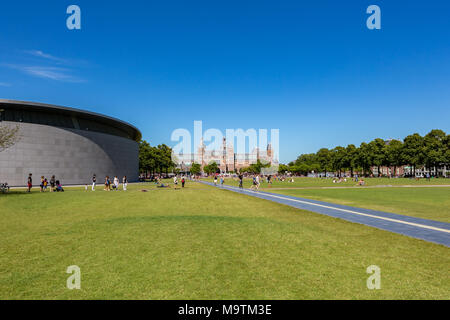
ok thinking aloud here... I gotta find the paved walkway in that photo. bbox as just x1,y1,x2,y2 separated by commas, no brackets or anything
201,181,450,247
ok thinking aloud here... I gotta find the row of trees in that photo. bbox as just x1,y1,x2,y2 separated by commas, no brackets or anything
191,159,271,175
139,140,175,175
239,159,271,174
281,129,450,177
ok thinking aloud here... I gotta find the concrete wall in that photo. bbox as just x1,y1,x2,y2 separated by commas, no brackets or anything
0,121,139,186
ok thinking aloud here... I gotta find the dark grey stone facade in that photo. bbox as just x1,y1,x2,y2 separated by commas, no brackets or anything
0,101,140,187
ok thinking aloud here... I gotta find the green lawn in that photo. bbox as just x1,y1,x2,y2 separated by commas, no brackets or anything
0,181,449,299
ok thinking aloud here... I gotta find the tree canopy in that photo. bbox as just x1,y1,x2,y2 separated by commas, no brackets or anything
278,129,449,177
139,140,175,174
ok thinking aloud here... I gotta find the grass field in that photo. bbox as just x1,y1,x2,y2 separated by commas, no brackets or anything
0,181,449,299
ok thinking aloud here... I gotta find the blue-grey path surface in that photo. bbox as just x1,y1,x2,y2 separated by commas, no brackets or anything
200,181,450,247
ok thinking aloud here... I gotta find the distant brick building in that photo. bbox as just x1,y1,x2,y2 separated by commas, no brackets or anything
196,137,275,173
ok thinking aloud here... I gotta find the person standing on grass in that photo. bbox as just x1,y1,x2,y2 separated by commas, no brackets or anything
39,176,45,192
181,176,185,188
238,173,243,189
122,176,128,191
255,175,260,191
105,176,110,191
43,178,48,192
214,175,218,186
114,176,119,191
26,173,33,193
50,175,56,192
92,174,97,191
173,175,178,187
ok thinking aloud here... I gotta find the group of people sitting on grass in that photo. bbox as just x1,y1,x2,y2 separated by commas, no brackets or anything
332,175,366,186
332,177,348,183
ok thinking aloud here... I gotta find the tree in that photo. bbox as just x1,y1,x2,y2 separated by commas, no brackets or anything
356,142,372,176
249,159,270,174
138,141,174,175
331,146,346,177
278,164,289,174
368,138,386,177
0,124,20,152
190,163,201,175
203,161,219,175
343,144,358,177
443,134,450,177
316,148,332,177
402,133,424,176
385,139,403,177
139,140,153,175
423,129,446,176
156,144,175,174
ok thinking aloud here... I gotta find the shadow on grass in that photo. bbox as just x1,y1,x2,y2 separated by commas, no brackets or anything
0,190,34,197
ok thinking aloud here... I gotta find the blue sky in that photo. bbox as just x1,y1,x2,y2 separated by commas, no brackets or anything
0,0,449,163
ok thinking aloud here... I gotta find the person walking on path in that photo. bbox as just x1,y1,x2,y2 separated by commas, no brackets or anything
238,173,243,189
92,174,97,191
250,176,257,190
255,175,260,191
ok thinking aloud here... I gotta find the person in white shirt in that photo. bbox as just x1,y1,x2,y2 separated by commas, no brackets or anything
114,176,119,191
92,174,96,191
122,176,128,191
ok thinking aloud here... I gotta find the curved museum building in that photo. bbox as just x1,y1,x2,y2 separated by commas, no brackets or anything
0,99,141,186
